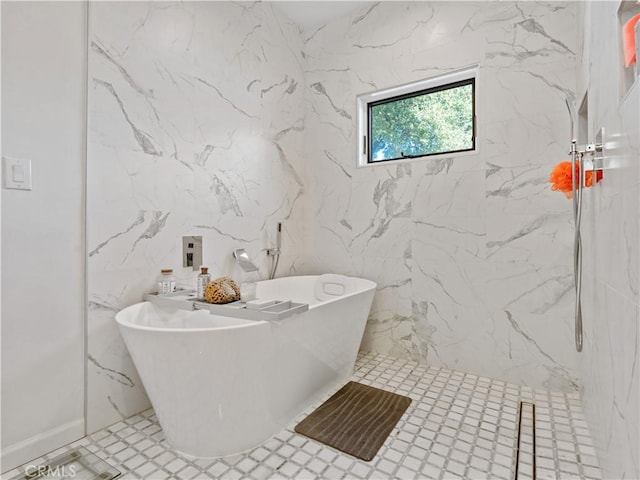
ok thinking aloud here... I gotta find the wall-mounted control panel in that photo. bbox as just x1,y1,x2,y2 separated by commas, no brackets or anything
2,156,32,190
182,236,202,271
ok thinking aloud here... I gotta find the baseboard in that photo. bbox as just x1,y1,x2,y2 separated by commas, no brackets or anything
1,418,84,473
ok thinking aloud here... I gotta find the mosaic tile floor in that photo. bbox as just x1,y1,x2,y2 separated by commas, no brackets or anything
3,352,602,480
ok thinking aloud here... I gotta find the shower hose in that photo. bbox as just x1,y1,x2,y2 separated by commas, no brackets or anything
571,140,584,353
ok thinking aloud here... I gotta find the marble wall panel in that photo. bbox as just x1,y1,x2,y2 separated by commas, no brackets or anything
578,2,640,475
303,1,580,390
88,1,590,434
87,1,306,432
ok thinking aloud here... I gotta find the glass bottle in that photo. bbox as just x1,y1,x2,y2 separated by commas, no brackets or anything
239,270,258,302
240,282,257,302
196,267,211,299
157,269,176,294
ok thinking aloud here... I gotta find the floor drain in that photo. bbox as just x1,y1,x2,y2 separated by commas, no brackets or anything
10,446,121,480
513,401,536,480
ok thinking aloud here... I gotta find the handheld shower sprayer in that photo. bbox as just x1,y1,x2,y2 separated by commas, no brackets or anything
266,222,283,280
276,222,282,252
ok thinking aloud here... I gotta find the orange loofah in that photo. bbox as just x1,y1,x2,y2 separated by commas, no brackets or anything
623,14,640,67
549,161,601,199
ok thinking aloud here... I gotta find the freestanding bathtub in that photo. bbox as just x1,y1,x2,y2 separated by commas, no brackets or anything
115,274,376,457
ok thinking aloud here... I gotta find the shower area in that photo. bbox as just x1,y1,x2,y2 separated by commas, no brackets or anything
1,1,638,479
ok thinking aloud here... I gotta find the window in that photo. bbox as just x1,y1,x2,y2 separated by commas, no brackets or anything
356,67,477,167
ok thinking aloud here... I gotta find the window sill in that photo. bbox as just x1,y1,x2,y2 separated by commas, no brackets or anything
356,147,479,169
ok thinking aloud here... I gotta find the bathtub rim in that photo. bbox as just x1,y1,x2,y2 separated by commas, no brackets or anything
256,274,377,309
115,301,268,333
115,274,377,333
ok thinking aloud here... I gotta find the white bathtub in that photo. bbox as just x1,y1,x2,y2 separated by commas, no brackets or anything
115,274,376,457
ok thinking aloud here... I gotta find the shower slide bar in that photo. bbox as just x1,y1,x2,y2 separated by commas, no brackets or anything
569,132,606,353
570,140,584,353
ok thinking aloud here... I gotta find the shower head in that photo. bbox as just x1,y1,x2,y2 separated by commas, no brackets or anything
565,97,577,141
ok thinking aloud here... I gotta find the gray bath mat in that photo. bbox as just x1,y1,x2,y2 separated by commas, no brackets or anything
294,381,411,461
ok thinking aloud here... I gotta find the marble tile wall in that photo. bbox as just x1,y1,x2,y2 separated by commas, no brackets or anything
88,0,585,435
577,2,640,478
301,2,580,391
87,2,306,432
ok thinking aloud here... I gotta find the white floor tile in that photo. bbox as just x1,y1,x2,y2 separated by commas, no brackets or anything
11,352,602,480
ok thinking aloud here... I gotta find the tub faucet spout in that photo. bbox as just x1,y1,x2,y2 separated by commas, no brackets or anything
232,248,259,272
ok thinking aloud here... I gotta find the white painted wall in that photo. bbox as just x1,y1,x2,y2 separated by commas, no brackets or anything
1,2,86,472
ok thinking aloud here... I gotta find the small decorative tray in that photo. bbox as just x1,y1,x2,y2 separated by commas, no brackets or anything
143,290,309,322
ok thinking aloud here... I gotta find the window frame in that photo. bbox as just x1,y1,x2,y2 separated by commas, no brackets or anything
356,66,478,168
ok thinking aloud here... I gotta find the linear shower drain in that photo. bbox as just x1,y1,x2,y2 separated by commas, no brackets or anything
513,401,536,480
10,446,121,480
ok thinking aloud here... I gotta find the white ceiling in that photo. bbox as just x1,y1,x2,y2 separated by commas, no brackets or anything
272,1,375,30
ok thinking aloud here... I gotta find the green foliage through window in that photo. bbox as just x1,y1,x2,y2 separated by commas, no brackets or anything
368,79,475,162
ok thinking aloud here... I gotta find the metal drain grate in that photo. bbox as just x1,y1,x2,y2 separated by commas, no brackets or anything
10,446,121,480
513,401,536,480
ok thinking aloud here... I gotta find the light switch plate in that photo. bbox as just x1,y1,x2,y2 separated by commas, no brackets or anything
2,156,32,190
